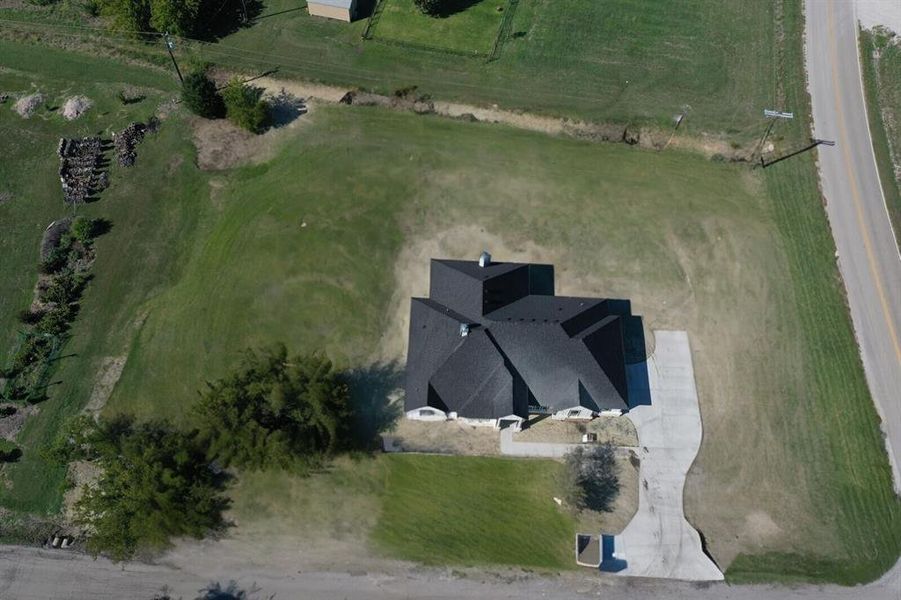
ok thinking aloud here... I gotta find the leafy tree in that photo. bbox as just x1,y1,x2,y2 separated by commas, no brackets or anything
70,216,103,245
221,78,268,134
562,444,620,512
150,0,202,36
194,344,350,471
181,70,225,119
51,415,228,560
98,0,152,33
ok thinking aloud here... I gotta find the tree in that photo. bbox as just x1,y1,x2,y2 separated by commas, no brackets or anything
0,440,21,463
150,0,202,36
194,344,350,471
182,70,225,119
221,78,268,134
98,0,152,33
562,444,620,513
51,415,228,560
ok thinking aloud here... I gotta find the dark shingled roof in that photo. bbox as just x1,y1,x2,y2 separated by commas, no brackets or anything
405,257,630,419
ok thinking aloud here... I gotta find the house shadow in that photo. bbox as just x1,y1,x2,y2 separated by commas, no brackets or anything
607,300,651,408
354,0,378,20
599,534,628,573
343,361,404,450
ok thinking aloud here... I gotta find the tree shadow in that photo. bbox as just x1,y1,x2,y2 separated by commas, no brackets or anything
431,0,487,18
266,90,307,129
342,361,404,450
202,0,264,41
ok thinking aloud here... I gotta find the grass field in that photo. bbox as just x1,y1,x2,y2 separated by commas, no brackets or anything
0,0,899,581
371,454,574,568
1,0,776,137
0,41,196,514
859,27,901,250
372,0,506,55
229,454,576,570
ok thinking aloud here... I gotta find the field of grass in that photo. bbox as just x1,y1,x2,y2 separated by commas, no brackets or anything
372,454,574,568
373,0,506,55
859,27,901,250
1,0,899,581
0,40,198,514
1,0,776,137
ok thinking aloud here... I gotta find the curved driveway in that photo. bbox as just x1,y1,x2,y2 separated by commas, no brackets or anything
806,0,901,489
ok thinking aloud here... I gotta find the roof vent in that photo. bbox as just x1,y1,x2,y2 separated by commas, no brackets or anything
478,250,491,268
460,323,470,337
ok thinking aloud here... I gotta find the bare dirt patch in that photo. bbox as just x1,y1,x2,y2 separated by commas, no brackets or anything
0,404,37,441
84,356,128,417
191,105,311,171
61,460,102,522
515,416,639,447
382,419,500,455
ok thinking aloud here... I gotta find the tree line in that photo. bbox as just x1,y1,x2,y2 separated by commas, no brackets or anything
48,344,354,560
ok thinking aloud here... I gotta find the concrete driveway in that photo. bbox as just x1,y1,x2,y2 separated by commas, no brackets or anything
609,330,722,581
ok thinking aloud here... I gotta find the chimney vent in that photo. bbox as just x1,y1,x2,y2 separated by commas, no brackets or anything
460,323,470,337
479,250,491,267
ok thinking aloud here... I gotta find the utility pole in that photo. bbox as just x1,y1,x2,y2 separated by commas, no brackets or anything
754,109,794,162
163,32,184,85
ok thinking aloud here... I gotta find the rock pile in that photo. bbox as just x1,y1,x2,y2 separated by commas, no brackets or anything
61,96,93,121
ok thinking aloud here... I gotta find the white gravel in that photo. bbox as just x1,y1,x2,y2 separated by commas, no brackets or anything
13,93,44,118
62,95,93,120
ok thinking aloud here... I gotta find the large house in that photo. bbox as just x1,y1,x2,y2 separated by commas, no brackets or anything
404,252,631,431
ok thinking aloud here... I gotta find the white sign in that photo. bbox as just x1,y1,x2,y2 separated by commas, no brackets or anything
764,109,794,119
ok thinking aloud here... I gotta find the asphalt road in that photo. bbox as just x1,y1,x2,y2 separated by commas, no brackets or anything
1,544,900,600
805,0,901,490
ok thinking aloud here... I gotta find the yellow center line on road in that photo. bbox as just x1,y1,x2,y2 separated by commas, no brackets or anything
826,0,901,366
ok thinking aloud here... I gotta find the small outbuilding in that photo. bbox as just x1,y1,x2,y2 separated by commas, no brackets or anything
307,0,356,22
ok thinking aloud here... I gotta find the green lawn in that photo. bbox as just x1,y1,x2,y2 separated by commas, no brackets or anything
373,0,506,55
0,40,199,514
859,26,901,251
2,0,776,137
1,2,899,581
372,454,575,568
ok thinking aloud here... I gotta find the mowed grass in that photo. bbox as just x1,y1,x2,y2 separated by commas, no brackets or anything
859,27,901,250
1,0,775,135
374,0,505,55
0,40,201,514
371,454,574,568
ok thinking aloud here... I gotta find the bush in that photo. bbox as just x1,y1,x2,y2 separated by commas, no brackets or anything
194,344,350,471
562,444,620,513
0,440,21,463
181,70,225,119
221,78,268,134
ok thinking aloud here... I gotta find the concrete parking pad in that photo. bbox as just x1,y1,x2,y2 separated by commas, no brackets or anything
611,330,723,581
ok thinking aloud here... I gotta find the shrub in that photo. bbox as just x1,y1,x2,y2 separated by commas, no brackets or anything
221,78,268,134
39,245,72,275
194,344,350,471
17,309,43,325
562,444,620,513
182,70,225,119
0,440,21,463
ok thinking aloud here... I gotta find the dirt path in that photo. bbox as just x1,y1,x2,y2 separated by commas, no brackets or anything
2,543,900,600
250,76,739,159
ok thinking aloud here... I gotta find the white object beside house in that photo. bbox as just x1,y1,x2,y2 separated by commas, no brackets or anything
307,0,356,22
